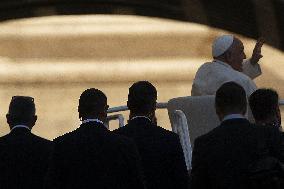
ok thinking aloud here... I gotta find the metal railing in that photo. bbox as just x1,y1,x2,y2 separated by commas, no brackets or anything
107,102,168,114
106,114,125,129
172,110,192,170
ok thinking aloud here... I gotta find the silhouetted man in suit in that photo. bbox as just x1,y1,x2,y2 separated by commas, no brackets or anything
0,96,52,189
190,82,284,189
114,81,189,189
45,88,145,189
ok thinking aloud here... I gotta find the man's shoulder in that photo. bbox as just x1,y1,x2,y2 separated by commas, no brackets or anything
0,133,10,141
153,125,179,138
143,125,181,146
0,134,12,148
253,124,282,137
0,132,52,154
53,126,105,143
198,61,251,79
195,119,253,144
115,123,178,137
98,129,137,152
30,133,52,144
107,127,134,143
28,133,53,153
197,61,232,71
0,131,51,144
199,61,213,67
53,127,81,144
194,126,217,146
54,126,133,147
110,132,137,147
113,124,132,134
112,124,138,140
196,61,214,73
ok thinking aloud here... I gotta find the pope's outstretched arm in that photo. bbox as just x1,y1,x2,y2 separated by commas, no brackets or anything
242,38,265,79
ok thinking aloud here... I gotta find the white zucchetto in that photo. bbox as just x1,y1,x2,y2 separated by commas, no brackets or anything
212,35,234,57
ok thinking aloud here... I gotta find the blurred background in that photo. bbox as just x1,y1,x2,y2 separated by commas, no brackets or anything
0,15,283,140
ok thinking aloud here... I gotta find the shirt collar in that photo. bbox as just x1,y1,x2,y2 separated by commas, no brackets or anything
213,59,233,69
130,116,152,122
10,125,30,132
222,114,245,122
82,118,104,125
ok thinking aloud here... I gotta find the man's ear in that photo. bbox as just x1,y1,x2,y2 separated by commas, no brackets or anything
127,100,134,110
153,101,157,110
215,105,223,121
105,105,109,113
78,106,82,120
241,106,247,116
6,114,10,125
215,106,220,115
276,106,281,120
34,115,38,123
224,51,232,62
31,115,37,127
100,105,109,119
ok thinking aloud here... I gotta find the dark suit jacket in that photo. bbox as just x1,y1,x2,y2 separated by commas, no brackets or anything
45,121,145,189
190,118,284,189
113,117,189,189
0,127,52,189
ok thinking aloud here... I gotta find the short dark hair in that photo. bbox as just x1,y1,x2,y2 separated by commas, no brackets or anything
249,88,279,121
215,82,247,114
78,88,107,118
128,81,157,114
8,96,35,124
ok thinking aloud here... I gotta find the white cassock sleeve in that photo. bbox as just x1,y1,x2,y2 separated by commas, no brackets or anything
242,59,262,80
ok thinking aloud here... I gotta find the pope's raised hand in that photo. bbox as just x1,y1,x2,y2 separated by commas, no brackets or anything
251,37,265,65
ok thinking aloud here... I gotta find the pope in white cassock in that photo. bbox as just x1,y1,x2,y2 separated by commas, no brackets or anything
191,35,264,96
